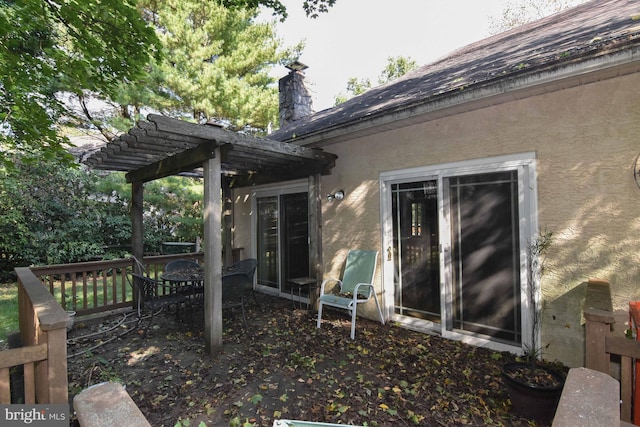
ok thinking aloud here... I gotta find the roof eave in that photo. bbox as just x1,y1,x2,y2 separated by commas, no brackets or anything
285,47,640,148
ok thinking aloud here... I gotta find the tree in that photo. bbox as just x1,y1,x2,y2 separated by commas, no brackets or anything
0,157,205,279
489,0,587,34
0,159,122,274
0,0,161,165
0,0,334,165
334,56,418,105
106,0,303,134
227,0,337,19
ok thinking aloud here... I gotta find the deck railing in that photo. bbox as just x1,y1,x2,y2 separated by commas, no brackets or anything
583,278,640,423
30,253,204,316
1,253,206,404
0,267,71,404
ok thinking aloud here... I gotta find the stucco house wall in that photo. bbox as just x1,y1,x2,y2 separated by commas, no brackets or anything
234,70,640,367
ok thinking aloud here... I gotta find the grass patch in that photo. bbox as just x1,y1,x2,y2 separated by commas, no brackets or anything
0,282,19,346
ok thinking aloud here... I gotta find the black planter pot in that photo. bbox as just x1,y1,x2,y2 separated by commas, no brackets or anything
501,362,565,424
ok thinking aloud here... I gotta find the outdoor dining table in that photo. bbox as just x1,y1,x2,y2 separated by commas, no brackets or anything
161,266,240,297
161,269,204,302
161,268,204,286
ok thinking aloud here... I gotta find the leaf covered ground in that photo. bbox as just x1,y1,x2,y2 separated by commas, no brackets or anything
67,295,550,427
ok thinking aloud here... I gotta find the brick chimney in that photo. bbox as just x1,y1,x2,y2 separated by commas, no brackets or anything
279,61,313,127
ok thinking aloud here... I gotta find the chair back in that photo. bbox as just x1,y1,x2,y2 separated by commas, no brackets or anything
232,258,257,276
229,258,257,290
165,259,202,272
341,250,378,298
132,273,159,299
222,273,245,307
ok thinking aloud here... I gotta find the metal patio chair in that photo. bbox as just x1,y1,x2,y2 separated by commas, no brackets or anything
222,271,247,326
316,250,384,339
225,258,258,306
131,273,192,332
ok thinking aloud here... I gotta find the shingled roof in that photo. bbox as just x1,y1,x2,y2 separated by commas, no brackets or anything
269,0,640,145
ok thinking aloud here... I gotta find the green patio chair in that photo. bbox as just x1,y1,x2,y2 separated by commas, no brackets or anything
316,250,384,339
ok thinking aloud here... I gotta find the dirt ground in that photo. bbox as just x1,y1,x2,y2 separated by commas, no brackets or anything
66,295,551,427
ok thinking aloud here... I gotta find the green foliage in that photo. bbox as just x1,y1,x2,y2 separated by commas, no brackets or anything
141,176,204,254
0,0,161,164
379,56,419,84
0,157,203,279
0,0,337,164
105,0,303,133
230,0,337,20
334,56,419,105
0,159,122,276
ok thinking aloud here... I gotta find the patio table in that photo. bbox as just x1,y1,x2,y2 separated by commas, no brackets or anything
161,269,204,303
161,267,242,299
162,268,204,284
288,277,317,311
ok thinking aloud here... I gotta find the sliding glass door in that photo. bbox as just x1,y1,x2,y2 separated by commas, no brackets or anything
255,190,309,294
391,181,441,322
382,154,536,351
448,171,521,343
256,196,279,289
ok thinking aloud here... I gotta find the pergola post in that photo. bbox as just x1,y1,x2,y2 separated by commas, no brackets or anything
204,153,223,353
308,173,323,311
222,183,233,267
131,181,144,274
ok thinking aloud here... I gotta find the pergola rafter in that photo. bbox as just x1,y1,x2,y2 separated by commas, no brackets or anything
86,114,337,186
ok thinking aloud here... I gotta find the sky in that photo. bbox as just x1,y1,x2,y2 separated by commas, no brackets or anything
259,0,511,111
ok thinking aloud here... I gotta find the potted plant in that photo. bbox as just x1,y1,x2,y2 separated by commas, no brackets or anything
501,231,565,423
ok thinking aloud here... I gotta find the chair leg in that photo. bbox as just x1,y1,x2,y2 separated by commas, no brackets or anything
316,302,324,329
240,299,247,327
143,305,155,336
350,307,357,340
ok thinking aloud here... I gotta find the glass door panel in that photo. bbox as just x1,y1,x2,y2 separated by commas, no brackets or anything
256,192,309,293
448,171,521,344
392,181,441,321
282,193,309,293
257,196,278,288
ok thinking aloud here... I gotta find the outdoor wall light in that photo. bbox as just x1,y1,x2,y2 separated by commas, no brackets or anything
327,190,345,201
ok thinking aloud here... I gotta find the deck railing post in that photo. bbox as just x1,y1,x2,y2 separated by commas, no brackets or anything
583,279,615,373
16,267,70,404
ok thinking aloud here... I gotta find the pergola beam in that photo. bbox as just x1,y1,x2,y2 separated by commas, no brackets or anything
125,141,219,183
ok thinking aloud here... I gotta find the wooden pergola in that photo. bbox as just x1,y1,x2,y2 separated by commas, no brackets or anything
85,114,337,353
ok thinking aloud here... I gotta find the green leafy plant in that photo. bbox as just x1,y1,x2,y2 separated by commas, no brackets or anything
523,230,554,373
0,158,206,278
501,229,564,407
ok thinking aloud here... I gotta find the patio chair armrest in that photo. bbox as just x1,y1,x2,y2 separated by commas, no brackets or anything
353,283,373,300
